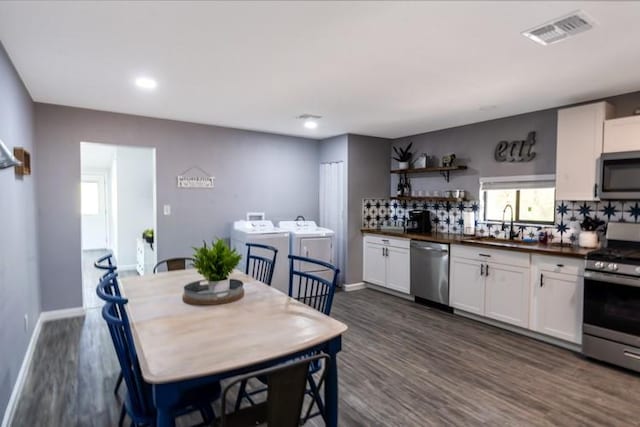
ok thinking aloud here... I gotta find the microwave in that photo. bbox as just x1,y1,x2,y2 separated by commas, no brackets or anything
599,151,640,199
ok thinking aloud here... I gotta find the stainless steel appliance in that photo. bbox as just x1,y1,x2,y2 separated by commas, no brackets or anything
583,222,640,372
406,210,431,233
598,151,640,199
410,240,449,305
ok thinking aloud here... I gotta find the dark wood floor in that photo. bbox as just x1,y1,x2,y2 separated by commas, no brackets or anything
11,288,640,426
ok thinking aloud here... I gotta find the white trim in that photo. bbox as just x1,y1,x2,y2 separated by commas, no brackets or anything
479,174,556,184
454,309,581,353
117,264,138,272
342,282,366,292
2,307,85,427
365,283,415,301
1,316,42,427
39,307,86,322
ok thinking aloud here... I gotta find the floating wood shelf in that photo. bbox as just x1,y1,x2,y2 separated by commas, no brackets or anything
390,165,467,182
13,147,31,176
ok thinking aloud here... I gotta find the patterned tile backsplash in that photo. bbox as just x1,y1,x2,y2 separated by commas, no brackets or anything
362,198,640,244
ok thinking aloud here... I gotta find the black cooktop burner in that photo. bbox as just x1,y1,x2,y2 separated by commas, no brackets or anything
587,247,640,264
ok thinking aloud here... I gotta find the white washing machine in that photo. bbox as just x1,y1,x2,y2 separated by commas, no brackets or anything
278,221,336,285
230,220,290,294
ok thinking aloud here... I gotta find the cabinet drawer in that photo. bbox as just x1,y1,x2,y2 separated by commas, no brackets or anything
451,244,529,267
364,234,410,249
532,254,584,276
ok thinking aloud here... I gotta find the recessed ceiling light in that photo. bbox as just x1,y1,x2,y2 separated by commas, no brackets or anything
135,76,157,90
298,114,321,129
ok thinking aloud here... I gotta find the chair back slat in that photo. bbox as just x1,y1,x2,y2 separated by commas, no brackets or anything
288,255,339,316
97,275,153,421
245,243,278,285
94,252,117,272
153,257,194,274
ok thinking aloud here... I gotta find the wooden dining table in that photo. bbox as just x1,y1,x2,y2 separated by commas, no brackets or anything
120,269,348,427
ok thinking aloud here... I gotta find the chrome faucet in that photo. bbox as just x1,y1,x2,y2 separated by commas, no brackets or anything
501,204,521,240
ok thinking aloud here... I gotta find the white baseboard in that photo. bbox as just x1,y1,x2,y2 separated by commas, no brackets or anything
2,306,85,427
117,264,137,272
365,283,415,301
39,306,85,322
342,282,366,292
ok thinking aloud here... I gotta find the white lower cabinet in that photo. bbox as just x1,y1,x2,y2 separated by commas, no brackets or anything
531,255,584,344
450,257,484,314
484,263,530,328
363,234,410,294
451,245,584,345
450,245,530,328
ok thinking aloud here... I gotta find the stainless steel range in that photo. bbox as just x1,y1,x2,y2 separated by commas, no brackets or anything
583,222,640,372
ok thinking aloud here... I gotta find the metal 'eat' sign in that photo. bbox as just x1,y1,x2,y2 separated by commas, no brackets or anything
495,131,536,162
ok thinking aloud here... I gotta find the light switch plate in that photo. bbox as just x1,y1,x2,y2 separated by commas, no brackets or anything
163,204,171,215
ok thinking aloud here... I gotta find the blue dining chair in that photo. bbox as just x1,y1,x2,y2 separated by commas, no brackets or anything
94,252,117,274
96,274,220,427
235,255,339,424
244,243,278,285
94,255,124,395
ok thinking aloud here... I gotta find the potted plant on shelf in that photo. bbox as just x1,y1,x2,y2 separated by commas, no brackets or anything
393,142,413,169
192,239,242,290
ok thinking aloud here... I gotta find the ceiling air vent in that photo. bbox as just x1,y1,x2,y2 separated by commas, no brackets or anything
522,11,594,46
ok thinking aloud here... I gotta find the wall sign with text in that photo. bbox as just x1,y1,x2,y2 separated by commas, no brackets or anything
494,131,536,162
177,166,215,189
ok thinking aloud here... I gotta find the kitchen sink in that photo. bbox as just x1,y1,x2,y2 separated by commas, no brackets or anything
462,236,539,248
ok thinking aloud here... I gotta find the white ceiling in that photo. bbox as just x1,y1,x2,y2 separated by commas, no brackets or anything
1,1,639,139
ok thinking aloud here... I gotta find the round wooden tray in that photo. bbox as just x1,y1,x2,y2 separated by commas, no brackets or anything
182,279,244,306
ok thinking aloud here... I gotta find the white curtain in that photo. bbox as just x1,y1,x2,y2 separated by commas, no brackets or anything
319,162,345,285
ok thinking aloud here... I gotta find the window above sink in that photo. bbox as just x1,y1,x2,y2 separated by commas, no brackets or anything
480,175,556,225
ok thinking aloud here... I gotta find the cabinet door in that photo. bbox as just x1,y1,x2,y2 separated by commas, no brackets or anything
484,262,530,328
386,246,410,294
533,270,583,344
450,257,485,315
363,241,386,287
604,116,640,153
556,102,613,201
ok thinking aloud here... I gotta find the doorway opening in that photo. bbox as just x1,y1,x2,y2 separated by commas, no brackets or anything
80,142,157,309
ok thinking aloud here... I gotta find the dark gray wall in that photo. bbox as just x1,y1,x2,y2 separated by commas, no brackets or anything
347,134,391,284
392,109,558,201
0,43,40,420
34,104,320,311
392,91,640,201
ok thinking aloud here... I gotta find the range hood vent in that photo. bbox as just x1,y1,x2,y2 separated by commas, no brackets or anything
522,11,594,46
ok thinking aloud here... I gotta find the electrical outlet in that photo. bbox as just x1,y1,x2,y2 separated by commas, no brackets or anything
163,204,171,216
24,314,28,332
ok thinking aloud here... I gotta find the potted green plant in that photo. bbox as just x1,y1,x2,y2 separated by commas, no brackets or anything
192,239,242,290
393,142,413,169
142,228,154,244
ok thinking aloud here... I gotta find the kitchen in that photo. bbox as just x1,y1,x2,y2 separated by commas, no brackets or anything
2,2,640,426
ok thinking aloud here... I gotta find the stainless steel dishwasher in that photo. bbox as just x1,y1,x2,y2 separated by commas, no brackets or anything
410,240,450,305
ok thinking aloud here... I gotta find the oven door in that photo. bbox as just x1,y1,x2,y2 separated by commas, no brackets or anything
599,151,640,199
583,270,640,343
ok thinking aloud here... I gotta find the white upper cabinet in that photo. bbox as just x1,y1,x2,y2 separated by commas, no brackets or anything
556,101,614,201
604,115,640,153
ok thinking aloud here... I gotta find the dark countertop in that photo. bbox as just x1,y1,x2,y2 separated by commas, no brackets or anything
361,228,591,259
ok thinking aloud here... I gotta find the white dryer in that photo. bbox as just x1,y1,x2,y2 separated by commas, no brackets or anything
230,220,290,294
278,221,336,284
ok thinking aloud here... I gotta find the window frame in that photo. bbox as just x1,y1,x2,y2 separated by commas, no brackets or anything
479,175,556,226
